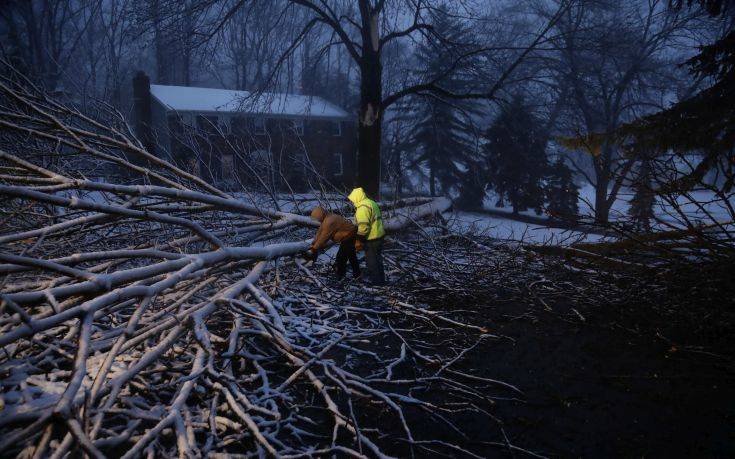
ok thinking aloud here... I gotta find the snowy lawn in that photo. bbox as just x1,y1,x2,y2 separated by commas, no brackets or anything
483,185,734,230
449,210,606,245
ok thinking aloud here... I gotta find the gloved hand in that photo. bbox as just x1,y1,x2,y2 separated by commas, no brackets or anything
304,248,318,261
354,238,364,252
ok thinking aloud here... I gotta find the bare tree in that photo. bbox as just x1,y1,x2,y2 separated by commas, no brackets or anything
0,0,100,91
4,65,540,458
197,0,573,198
215,2,287,90
551,0,705,223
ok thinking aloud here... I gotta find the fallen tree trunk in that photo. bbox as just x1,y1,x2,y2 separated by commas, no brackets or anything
0,64,498,459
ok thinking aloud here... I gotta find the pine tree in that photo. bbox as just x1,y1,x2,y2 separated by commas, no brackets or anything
484,95,548,214
456,160,486,210
406,4,480,197
624,2,734,189
545,158,579,220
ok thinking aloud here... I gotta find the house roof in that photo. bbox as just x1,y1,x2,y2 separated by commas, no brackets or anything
150,84,350,119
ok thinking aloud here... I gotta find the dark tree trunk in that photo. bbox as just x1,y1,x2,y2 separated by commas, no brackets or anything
395,165,403,196
594,175,611,224
357,51,382,199
182,4,192,86
152,0,169,84
429,157,436,196
133,71,154,154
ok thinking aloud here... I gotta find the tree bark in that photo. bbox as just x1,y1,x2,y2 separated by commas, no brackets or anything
152,0,168,85
355,3,382,199
594,173,611,224
429,156,436,197
357,50,382,199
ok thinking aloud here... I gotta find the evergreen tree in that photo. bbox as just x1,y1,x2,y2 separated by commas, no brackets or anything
456,160,486,210
484,95,548,214
406,4,480,196
546,158,580,219
624,1,734,189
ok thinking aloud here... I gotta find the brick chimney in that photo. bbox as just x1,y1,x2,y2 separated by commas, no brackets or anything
133,71,154,153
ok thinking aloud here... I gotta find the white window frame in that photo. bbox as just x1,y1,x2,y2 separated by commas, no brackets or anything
332,153,343,176
332,121,341,137
253,117,266,135
292,118,304,136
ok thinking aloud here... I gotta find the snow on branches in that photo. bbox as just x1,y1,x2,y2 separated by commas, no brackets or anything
0,65,535,458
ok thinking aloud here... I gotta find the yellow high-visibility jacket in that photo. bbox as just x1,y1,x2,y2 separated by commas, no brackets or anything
348,187,385,241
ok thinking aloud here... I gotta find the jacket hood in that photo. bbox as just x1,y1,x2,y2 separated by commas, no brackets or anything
310,206,327,222
348,187,367,206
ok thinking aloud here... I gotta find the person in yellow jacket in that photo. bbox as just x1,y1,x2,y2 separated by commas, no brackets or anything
347,187,386,285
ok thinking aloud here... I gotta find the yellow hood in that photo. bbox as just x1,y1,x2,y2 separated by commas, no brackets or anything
348,187,367,206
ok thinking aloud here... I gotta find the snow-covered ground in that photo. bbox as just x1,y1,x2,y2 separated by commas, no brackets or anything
577,186,734,226
483,185,732,223
455,184,734,244
449,211,606,245
482,185,733,233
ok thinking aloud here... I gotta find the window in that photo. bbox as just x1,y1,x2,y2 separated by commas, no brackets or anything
177,113,195,127
167,114,185,135
221,154,235,181
197,115,219,133
250,149,273,186
251,149,271,170
280,153,308,189
253,117,266,135
292,118,304,136
292,153,307,174
331,121,341,137
219,117,231,135
330,153,343,177
231,116,247,136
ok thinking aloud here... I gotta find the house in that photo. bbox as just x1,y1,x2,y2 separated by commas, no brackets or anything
132,71,356,191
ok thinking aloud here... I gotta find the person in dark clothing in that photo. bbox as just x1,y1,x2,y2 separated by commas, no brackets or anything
333,235,361,279
363,238,385,284
307,206,361,280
